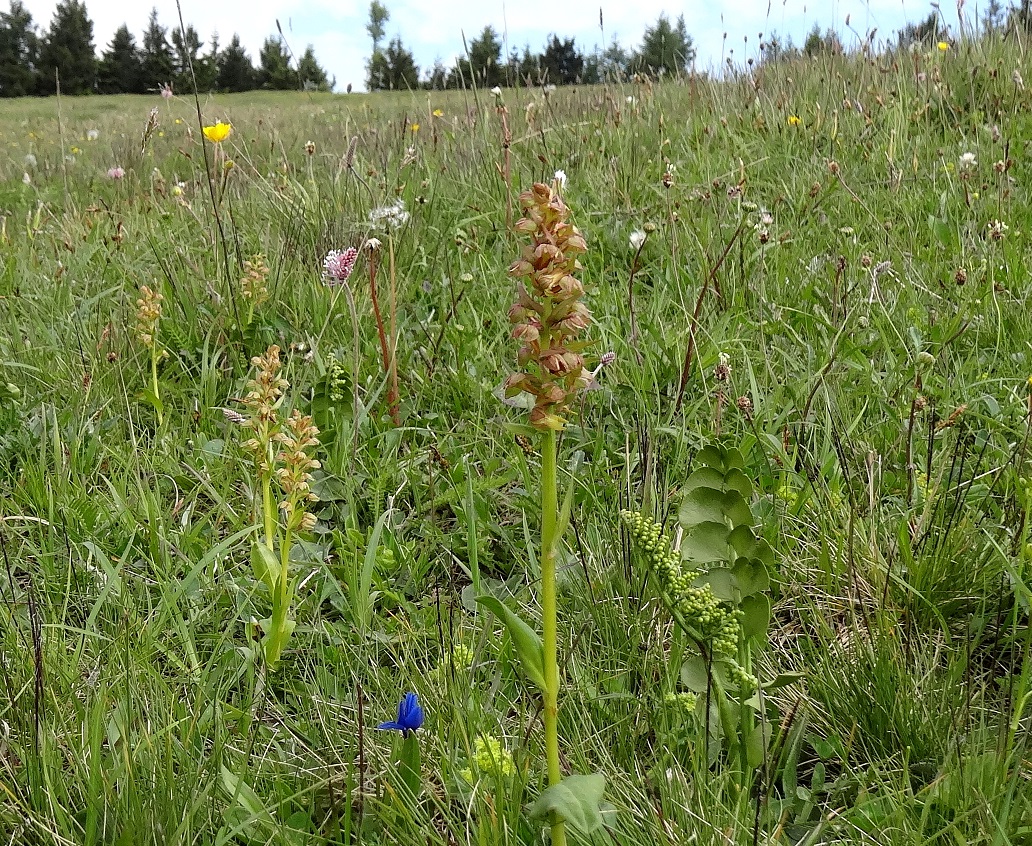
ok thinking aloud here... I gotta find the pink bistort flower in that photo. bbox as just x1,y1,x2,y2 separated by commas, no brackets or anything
322,247,358,284
108,166,125,180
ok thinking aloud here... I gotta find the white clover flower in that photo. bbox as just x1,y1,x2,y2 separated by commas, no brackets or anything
553,169,567,189
959,152,977,172
629,230,646,250
86,129,99,141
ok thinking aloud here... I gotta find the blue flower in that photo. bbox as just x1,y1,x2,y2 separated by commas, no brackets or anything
378,692,424,736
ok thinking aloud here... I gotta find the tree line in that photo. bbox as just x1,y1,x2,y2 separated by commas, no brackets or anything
0,0,331,97
364,2,695,91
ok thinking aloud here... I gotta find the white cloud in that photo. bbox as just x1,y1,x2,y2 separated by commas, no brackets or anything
20,0,958,93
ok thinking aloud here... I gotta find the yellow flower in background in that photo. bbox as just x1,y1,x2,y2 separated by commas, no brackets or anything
432,109,443,117
410,122,420,132
787,115,802,126
202,121,232,143
937,41,949,51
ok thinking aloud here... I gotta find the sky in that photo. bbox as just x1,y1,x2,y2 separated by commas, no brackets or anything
18,0,965,92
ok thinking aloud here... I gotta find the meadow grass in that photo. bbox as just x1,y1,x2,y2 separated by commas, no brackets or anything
2,32,1032,845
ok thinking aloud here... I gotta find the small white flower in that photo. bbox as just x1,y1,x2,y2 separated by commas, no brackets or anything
369,199,409,229
629,230,646,250
988,219,1008,240
490,86,502,97
959,152,977,171
24,153,36,168
553,169,567,189
22,172,31,185
86,129,99,141
626,95,636,105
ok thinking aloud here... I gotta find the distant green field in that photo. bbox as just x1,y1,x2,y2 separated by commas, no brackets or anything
2,38,1032,845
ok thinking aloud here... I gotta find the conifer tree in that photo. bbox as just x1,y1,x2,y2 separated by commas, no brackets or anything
141,8,174,91
0,1,39,97
37,0,96,95
98,24,143,94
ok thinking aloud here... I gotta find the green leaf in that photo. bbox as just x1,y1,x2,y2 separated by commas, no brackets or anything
220,765,274,828
684,466,726,493
529,773,607,834
696,444,725,469
250,541,278,593
721,447,746,471
740,594,771,642
681,655,728,693
722,468,753,498
728,525,774,568
679,486,727,526
762,671,804,692
139,387,164,415
746,722,771,769
681,521,730,563
552,451,582,548
399,732,422,801
476,595,546,693
694,567,737,602
680,487,752,529
732,559,770,597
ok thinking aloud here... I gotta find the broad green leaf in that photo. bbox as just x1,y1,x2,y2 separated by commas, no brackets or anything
476,595,545,693
694,567,737,602
721,447,746,471
696,444,725,469
679,486,727,526
250,542,278,593
741,594,771,642
681,521,730,563
732,559,770,597
728,525,774,568
680,487,752,529
529,773,607,834
684,466,726,493
681,655,728,693
722,468,753,498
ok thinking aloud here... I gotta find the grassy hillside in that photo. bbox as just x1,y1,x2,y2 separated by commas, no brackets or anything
2,33,1032,845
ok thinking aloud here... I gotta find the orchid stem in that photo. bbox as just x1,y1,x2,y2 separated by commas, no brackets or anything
540,428,566,846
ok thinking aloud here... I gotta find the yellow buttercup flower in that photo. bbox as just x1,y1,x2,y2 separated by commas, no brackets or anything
202,121,232,143
937,41,949,51
410,122,420,132
432,109,443,117
787,115,802,126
